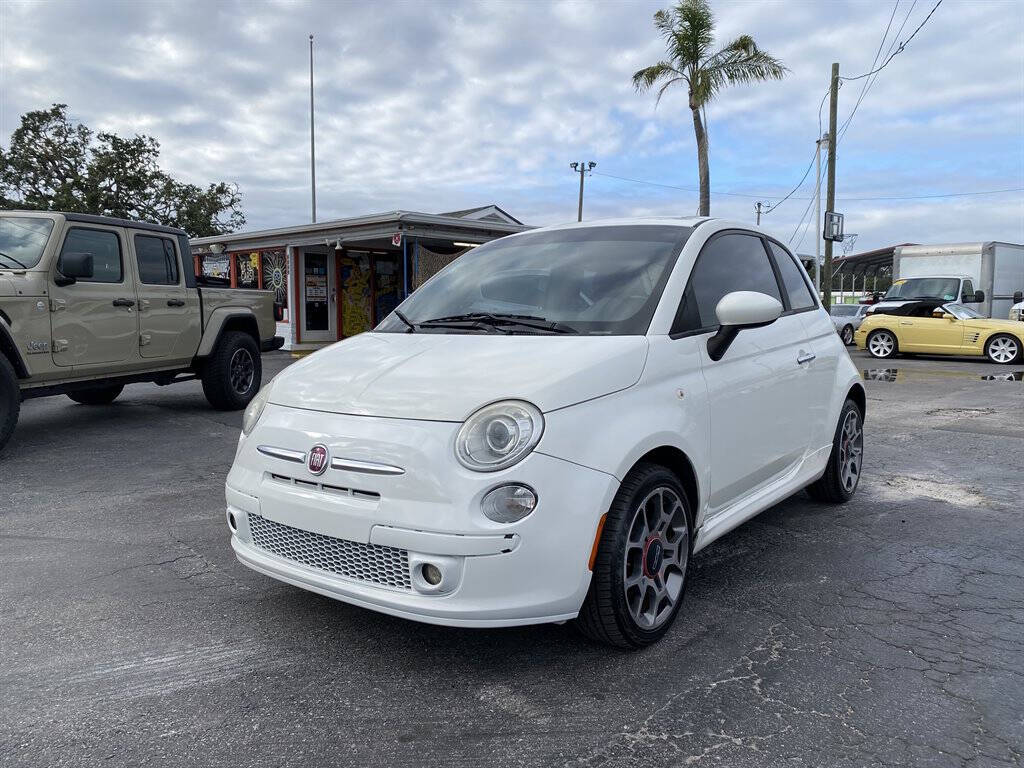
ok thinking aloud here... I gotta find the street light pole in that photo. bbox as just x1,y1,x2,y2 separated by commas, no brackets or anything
570,161,596,222
309,34,317,224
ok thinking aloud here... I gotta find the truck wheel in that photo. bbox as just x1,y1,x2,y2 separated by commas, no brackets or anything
575,462,693,650
0,354,19,454
202,331,262,411
67,385,124,405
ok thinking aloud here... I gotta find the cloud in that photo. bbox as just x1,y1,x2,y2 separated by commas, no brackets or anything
1,0,1021,251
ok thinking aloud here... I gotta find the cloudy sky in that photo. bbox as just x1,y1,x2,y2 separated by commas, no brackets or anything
1,0,1022,252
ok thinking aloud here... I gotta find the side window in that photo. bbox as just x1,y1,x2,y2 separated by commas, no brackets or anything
59,228,122,283
961,280,974,302
769,241,817,310
134,234,180,285
673,233,783,332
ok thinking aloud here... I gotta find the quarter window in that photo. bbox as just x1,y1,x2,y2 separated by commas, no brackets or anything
134,234,180,285
674,233,783,332
59,228,122,283
769,242,817,310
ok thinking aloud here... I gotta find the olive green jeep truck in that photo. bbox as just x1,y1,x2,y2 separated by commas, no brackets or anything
0,211,283,452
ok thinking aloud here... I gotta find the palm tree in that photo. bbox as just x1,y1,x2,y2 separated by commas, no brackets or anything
633,0,786,216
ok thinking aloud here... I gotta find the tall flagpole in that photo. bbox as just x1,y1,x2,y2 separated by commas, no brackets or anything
309,34,317,224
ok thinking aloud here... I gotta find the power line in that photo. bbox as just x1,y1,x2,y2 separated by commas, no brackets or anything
592,170,1023,203
840,0,943,83
838,0,900,140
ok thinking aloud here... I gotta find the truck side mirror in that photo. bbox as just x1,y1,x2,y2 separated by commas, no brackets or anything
1014,291,1023,304
973,289,985,303
54,252,94,286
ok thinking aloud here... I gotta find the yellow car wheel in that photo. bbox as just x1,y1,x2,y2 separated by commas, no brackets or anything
985,334,1021,365
867,329,898,359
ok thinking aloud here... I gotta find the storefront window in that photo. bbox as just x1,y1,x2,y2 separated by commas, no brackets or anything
200,253,231,281
237,251,260,289
261,250,288,309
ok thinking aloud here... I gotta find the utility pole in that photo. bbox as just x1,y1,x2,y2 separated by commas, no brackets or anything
309,34,317,224
814,132,828,294
570,161,596,221
755,201,763,225
823,62,839,311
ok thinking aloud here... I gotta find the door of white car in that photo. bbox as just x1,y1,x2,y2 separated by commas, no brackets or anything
672,231,817,518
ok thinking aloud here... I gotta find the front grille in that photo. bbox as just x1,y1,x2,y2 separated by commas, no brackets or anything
248,513,412,590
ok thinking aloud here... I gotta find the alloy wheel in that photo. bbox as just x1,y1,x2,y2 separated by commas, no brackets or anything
868,332,895,358
229,348,255,394
842,326,854,345
838,408,863,494
988,336,1019,364
622,487,689,630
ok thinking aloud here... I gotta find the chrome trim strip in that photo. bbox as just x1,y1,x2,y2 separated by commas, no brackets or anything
330,457,405,476
257,445,307,464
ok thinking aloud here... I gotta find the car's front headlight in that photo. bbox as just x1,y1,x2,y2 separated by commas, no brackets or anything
455,400,544,472
242,381,274,436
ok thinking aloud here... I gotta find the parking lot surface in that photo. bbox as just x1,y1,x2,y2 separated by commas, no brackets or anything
2,348,1022,767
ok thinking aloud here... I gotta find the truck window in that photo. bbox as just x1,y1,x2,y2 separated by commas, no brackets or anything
59,228,122,283
961,280,975,302
134,234,180,285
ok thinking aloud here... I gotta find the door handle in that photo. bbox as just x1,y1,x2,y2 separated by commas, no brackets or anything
797,351,816,365
112,298,136,308
899,320,913,326
167,299,186,307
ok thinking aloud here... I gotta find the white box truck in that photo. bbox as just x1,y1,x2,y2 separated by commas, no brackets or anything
875,242,1024,318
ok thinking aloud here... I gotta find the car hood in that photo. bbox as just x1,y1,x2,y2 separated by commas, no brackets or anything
965,317,1024,331
268,332,650,421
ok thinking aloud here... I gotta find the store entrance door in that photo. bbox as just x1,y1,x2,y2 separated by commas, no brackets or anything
299,249,336,342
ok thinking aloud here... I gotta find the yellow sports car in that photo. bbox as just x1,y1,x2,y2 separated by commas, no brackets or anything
855,299,1024,364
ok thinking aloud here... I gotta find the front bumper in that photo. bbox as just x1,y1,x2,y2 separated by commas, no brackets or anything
226,404,619,627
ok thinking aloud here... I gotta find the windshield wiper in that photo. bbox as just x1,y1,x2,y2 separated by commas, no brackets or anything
394,309,417,333
0,251,28,269
418,312,578,335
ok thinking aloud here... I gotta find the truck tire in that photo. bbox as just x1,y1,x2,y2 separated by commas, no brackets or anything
67,385,124,405
0,354,20,454
202,331,262,411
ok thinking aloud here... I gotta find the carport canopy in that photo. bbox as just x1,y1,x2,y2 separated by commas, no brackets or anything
832,243,917,277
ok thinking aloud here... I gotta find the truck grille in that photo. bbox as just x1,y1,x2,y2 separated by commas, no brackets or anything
248,514,412,591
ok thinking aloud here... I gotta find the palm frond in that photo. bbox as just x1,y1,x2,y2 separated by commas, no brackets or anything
632,61,683,93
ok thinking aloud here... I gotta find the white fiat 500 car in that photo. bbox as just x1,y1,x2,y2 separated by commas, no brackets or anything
226,219,864,648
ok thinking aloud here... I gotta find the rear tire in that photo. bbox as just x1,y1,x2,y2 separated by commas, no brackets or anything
67,385,123,405
807,399,864,504
202,331,261,411
841,325,854,345
575,463,693,650
985,333,1021,365
0,355,19,454
866,329,898,359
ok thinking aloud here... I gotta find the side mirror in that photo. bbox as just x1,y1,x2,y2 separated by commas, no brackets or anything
54,252,94,286
973,289,985,303
707,291,783,361
1013,291,1023,304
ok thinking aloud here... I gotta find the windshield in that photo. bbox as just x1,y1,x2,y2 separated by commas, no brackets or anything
0,216,55,269
376,225,692,336
884,277,961,302
943,303,983,320
830,305,858,316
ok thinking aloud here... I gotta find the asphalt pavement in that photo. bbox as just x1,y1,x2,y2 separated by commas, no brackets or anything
1,348,1022,767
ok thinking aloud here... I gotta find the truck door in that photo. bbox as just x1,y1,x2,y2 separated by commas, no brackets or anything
130,232,199,362
50,225,138,369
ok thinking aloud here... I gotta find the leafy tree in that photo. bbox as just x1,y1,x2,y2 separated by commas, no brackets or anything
0,104,244,236
633,0,787,216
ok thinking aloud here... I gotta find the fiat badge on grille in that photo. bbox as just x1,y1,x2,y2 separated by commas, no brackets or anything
307,444,330,475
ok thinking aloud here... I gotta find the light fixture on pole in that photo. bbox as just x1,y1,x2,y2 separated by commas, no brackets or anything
570,161,596,222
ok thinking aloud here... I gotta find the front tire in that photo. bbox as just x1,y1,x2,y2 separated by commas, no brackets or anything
807,399,864,503
202,331,262,411
985,333,1021,365
867,329,898,359
67,385,124,405
0,354,19,454
575,463,693,650
841,325,854,345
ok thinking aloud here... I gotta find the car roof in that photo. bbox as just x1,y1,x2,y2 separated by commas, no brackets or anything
2,209,187,237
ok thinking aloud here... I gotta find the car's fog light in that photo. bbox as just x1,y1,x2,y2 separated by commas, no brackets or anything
422,563,443,585
481,484,537,523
